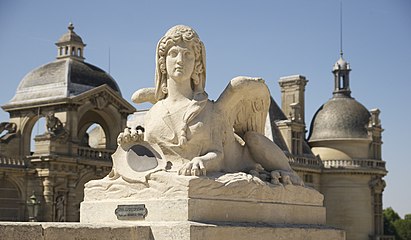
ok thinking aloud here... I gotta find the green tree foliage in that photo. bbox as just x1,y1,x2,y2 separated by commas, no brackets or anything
394,214,411,240
384,208,411,240
384,207,400,237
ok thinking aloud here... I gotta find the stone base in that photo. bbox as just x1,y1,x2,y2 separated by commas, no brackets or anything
75,171,345,239
81,198,325,225
0,221,345,240
81,171,325,225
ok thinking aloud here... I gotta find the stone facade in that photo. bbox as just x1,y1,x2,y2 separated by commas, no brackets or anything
0,24,135,222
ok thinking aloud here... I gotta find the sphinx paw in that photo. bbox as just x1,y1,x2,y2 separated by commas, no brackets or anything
280,170,304,186
178,157,206,176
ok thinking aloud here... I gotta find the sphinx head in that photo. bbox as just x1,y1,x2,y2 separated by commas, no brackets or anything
155,25,206,101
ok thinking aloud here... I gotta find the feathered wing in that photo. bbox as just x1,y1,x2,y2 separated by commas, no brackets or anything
215,76,270,139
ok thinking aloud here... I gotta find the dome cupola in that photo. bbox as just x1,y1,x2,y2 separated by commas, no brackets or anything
308,54,372,160
332,53,351,97
4,24,121,108
309,54,369,142
55,23,86,61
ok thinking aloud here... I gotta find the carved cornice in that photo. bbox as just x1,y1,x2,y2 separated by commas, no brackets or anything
71,85,135,114
4,85,135,115
278,75,308,89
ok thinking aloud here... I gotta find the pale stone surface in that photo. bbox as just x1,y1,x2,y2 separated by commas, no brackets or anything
42,223,151,240
82,171,325,224
81,196,325,225
132,88,156,104
189,222,346,240
84,171,322,203
321,174,375,240
0,222,151,240
0,222,345,240
0,223,44,240
148,221,346,240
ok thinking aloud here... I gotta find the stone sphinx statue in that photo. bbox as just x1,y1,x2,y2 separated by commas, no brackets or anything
116,25,302,186
81,26,328,228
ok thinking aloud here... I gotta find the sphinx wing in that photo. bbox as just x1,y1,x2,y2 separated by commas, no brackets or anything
215,76,270,138
131,87,157,104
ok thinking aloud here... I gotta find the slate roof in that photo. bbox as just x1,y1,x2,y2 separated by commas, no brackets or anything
7,58,121,105
308,95,370,142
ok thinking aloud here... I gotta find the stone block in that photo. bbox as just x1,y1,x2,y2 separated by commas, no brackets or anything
42,223,151,240
0,222,152,240
0,222,43,240
189,222,346,240
81,198,325,225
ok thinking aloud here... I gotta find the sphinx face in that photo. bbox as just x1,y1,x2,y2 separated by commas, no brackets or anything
166,41,195,83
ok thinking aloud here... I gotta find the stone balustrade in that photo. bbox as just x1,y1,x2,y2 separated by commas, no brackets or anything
286,155,386,171
0,156,27,168
323,159,386,170
286,155,323,167
77,147,114,161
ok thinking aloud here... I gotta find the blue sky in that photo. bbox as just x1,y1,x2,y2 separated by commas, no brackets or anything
0,0,410,217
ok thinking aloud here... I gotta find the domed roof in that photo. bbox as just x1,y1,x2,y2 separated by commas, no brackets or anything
308,95,370,142
4,23,122,107
8,58,121,105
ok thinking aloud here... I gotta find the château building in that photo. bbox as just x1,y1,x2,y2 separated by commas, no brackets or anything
0,23,135,222
0,24,389,240
273,56,388,240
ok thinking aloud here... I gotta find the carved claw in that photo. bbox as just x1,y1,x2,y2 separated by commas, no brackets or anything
249,164,271,181
270,171,281,185
178,157,206,176
281,174,293,185
275,170,304,186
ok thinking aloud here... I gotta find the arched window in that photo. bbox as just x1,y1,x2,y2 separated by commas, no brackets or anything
71,47,76,56
78,111,112,150
30,117,46,154
0,179,22,221
65,47,68,55
77,48,82,57
81,123,106,149
339,75,344,89
59,47,63,56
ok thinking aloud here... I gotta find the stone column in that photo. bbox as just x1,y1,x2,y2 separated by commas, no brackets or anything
66,175,79,222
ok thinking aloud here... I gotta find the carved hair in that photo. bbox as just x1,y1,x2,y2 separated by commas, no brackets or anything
155,25,206,101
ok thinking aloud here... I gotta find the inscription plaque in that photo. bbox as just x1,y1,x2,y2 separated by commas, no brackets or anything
115,204,148,220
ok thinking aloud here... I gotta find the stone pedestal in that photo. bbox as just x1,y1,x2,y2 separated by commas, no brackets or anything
79,171,345,239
